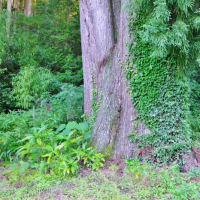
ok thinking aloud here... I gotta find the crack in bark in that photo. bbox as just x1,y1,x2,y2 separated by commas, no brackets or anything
110,0,117,44
84,18,90,46
97,44,115,74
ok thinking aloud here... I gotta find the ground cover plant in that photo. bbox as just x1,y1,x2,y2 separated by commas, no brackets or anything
0,160,200,200
0,121,104,175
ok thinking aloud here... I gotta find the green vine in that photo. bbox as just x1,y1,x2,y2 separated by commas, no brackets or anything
126,0,200,164
89,78,103,132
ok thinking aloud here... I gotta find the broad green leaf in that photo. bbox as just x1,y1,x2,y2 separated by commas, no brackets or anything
77,122,88,132
83,131,91,140
37,138,42,146
56,124,66,133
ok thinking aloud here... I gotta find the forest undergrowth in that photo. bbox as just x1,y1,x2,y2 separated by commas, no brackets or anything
0,0,200,199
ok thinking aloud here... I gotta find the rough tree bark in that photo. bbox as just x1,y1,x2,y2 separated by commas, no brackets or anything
24,0,32,16
80,0,148,158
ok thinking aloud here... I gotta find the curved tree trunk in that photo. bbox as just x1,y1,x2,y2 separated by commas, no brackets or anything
80,0,149,158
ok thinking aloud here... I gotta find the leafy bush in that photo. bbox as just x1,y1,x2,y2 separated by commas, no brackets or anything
0,84,83,128
12,66,52,108
0,111,31,160
49,84,83,122
0,12,15,112
0,82,84,161
1,120,104,176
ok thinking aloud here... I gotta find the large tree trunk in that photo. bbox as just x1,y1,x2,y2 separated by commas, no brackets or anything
80,0,148,158
24,0,32,16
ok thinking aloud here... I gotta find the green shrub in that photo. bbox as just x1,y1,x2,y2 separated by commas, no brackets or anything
12,66,52,108
0,111,31,160
1,122,104,176
0,0,82,112
0,82,84,161
49,84,83,122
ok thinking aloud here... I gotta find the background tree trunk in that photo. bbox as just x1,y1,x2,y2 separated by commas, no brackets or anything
80,0,149,158
6,0,12,38
24,0,32,16
13,0,18,33
0,0,2,12
14,0,18,11
19,0,24,11
7,0,12,12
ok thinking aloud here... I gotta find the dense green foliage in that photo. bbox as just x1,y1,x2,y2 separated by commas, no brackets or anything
0,0,104,177
126,0,200,164
0,114,104,175
126,160,200,199
0,0,82,112
0,1,200,198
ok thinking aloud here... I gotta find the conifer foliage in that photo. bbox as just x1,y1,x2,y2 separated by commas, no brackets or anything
137,0,200,65
126,0,200,164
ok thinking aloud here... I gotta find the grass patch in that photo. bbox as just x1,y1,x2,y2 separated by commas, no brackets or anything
0,161,200,200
